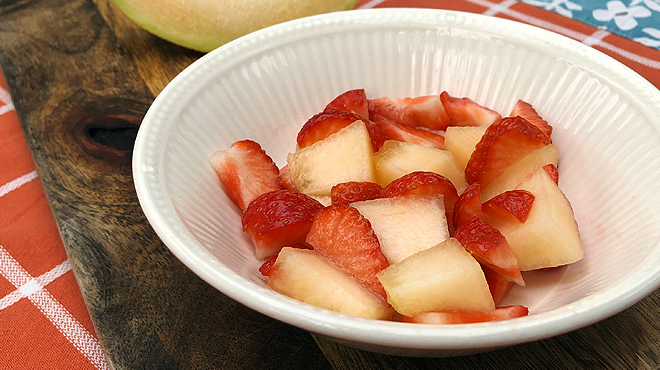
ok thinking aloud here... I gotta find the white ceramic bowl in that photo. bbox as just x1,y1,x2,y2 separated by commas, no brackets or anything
133,8,660,356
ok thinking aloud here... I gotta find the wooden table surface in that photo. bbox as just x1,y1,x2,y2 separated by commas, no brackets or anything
1,0,659,368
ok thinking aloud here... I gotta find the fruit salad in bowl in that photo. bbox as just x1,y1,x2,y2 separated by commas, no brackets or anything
132,8,660,356
209,88,583,324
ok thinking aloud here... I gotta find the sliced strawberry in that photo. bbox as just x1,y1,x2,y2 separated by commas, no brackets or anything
380,171,458,231
380,171,458,200
297,109,362,148
453,217,524,286
482,265,515,306
440,91,502,128
543,163,559,184
482,190,535,224
402,305,529,324
368,95,451,130
305,204,389,300
510,99,553,140
278,164,298,192
297,109,386,152
259,255,279,277
242,190,325,260
363,119,388,152
373,114,446,149
324,89,369,120
209,139,283,211
452,183,482,230
259,242,309,276
331,181,383,205
465,116,552,188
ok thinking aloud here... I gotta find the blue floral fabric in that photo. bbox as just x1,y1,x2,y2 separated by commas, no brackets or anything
521,0,660,49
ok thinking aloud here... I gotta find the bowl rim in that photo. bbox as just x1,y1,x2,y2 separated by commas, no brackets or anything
133,7,660,352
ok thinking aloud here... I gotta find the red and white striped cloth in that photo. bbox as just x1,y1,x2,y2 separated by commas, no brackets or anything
1,0,658,368
0,71,108,368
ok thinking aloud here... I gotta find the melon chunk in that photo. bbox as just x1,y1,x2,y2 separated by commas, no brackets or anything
377,238,495,317
351,195,449,264
374,140,466,190
267,247,394,320
287,120,376,196
444,126,487,171
485,167,583,271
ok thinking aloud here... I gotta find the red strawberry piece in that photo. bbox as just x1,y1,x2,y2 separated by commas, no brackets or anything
297,109,386,152
259,254,279,277
510,99,553,140
373,114,446,149
297,109,362,148
380,171,458,231
482,190,535,224
380,171,458,201
363,119,388,152
331,181,383,205
454,217,524,286
242,190,325,260
440,91,502,128
543,163,559,184
278,164,298,192
209,139,283,211
259,242,310,276
482,265,515,306
402,305,529,324
368,95,451,130
305,204,389,300
324,89,369,120
465,116,552,188
452,183,482,230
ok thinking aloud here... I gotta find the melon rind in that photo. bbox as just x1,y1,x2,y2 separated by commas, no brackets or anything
111,0,359,52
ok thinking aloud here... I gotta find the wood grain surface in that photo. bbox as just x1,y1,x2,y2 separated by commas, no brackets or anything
0,1,330,369
1,0,659,369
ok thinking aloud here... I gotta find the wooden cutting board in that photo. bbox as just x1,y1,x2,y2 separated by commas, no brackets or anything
1,0,659,368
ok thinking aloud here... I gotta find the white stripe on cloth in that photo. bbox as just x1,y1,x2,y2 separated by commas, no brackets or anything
482,0,517,16
356,0,660,70
0,171,38,198
582,29,611,47
0,86,15,116
356,0,388,8
0,246,109,369
0,260,72,310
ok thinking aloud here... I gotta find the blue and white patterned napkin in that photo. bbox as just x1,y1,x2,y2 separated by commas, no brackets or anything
522,0,660,49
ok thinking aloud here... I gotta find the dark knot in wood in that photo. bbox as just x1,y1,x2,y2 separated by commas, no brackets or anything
84,117,138,152
74,113,140,166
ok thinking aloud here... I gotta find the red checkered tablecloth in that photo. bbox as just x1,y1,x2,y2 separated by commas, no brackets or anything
1,0,658,368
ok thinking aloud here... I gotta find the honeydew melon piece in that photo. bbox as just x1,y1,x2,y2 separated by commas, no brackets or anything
377,238,495,317
444,126,487,171
488,167,583,271
351,195,449,264
374,140,467,191
267,247,394,320
287,120,376,196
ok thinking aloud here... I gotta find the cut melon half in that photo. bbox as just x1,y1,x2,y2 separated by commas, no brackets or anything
111,0,359,52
